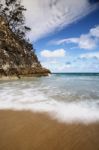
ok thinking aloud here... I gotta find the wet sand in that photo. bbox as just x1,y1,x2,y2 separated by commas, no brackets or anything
0,110,99,150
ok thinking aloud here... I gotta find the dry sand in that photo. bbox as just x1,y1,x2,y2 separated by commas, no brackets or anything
0,110,99,150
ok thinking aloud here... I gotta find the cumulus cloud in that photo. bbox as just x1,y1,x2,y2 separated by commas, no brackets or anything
22,0,98,41
80,52,99,59
53,25,99,50
41,60,72,72
66,35,96,49
40,49,66,58
40,51,99,72
90,26,99,38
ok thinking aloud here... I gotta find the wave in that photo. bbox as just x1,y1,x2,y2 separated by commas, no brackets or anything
0,76,99,124
0,91,99,124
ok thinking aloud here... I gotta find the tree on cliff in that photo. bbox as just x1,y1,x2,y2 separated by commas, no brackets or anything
0,0,31,39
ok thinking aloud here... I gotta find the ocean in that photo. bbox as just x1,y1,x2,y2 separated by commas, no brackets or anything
0,73,99,124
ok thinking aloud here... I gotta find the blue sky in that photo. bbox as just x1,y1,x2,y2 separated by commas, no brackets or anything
23,0,99,72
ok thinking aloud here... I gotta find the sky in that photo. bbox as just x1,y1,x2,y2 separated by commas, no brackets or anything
23,0,99,72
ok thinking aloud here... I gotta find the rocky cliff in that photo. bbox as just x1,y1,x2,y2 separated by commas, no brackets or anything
0,16,50,79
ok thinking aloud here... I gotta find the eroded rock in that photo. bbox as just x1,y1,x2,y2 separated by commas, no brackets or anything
0,16,51,79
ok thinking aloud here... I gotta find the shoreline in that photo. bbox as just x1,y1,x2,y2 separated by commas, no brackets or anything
0,110,99,150
0,74,50,81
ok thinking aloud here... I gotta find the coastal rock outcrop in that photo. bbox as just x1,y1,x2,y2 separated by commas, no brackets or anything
0,16,51,79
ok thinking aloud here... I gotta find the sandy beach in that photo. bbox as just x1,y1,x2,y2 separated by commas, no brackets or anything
0,110,99,150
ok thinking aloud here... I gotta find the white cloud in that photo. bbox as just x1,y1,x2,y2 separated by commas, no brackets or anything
41,60,72,72
22,0,98,41
53,25,99,50
41,49,66,58
53,38,78,45
80,52,99,59
90,25,99,38
78,35,97,49
40,52,99,72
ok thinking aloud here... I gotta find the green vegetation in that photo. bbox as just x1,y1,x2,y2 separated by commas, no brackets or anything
0,0,31,39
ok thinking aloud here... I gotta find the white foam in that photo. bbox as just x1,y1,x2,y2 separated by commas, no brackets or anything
0,95,99,124
0,80,99,124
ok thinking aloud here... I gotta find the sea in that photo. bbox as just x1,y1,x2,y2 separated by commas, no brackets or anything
0,73,99,124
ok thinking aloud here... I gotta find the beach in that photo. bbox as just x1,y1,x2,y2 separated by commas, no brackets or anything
0,0,99,148
0,74,99,149
0,110,99,150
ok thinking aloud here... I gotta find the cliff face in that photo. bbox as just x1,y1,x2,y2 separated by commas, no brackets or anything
0,16,50,78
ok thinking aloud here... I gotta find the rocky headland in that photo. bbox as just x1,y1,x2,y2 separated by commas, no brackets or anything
0,16,51,79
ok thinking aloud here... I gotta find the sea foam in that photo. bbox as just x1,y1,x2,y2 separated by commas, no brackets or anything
0,90,99,124
0,75,99,124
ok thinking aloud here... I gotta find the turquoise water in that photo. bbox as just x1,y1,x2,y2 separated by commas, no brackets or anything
0,73,99,123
